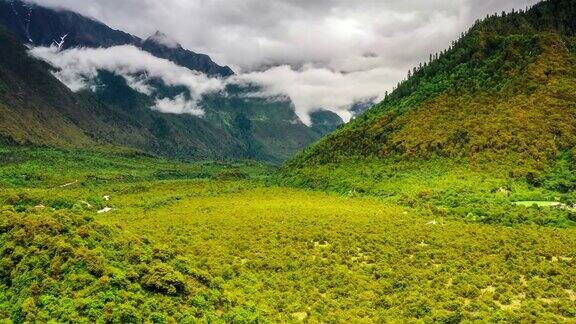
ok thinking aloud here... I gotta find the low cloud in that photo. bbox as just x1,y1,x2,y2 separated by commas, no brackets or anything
148,31,180,49
236,65,399,125
29,45,390,125
28,45,226,116
153,94,204,116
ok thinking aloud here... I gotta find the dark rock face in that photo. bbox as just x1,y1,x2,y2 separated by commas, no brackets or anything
142,31,234,77
0,0,234,77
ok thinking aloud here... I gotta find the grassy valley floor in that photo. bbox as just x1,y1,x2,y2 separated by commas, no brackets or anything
1,147,575,322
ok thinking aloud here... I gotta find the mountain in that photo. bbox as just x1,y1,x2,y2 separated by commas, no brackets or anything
0,0,233,77
0,0,138,48
283,0,576,192
0,25,93,147
309,110,345,136
141,31,234,77
0,0,342,163
0,25,331,162
0,27,249,158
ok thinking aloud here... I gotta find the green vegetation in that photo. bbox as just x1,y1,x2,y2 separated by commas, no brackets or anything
280,155,576,227
282,0,576,225
2,1,576,322
1,147,576,322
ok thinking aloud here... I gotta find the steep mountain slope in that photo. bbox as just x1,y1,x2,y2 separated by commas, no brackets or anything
0,0,137,47
91,69,321,162
0,27,250,158
0,26,97,147
284,0,576,192
0,26,329,162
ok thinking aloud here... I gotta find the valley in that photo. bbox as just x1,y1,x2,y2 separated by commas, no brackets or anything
0,147,575,322
1,0,576,322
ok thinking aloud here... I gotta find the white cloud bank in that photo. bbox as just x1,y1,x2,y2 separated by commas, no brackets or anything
28,45,225,116
235,65,398,125
29,45,391,124
28,0,540,72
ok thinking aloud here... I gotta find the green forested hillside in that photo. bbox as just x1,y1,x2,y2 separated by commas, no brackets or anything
0,28,94,147
284,0,576,199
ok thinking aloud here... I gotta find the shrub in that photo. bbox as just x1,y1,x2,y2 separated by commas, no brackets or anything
140,263,187,295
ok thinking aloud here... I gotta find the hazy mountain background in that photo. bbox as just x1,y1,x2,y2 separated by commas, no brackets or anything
0,0,344,163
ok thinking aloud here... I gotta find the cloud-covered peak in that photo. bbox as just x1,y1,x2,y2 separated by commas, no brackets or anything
146,30,181,49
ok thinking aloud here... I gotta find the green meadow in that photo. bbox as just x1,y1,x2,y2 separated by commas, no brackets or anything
1,147,575,322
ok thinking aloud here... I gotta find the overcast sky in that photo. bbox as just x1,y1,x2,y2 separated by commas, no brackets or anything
28,0,540,123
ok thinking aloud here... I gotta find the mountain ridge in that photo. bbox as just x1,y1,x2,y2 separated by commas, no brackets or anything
0,25,338,163
0,27,247,158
